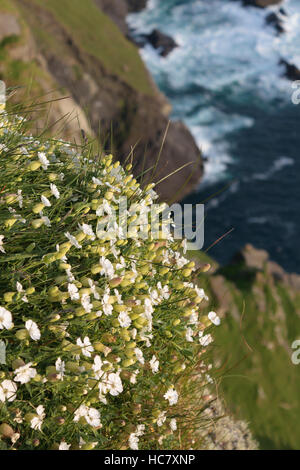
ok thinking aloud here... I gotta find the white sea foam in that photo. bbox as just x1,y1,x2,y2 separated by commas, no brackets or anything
250,156,294,181
128,0,300,184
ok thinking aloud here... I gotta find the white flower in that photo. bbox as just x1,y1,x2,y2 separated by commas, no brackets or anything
208,311,221,326
59,441,71,450
0,235,5,253
157,411,167,427
41,215,51,227
30,405,45,431
64,232,82,249
129,424,145,450
16,282,28,303
74,404,101,428
164,387,178,406
118,311,131,328
130,369,139,384
106,372,123,396
41,195,51,207
92,176,103,186
68,283,79,300
194,285,208,301
0,380,17,402
14,362,37,384
25,320,41,341
88,278,100,300
76,336,94,357
92,355,106,380
136,424,145,436
102,293,113,316
81,293,93,313
170,418,177,431
11,432,20,444
185,327,194,342
78,223,95,240
199,332,213,346
85,407,101,427
0,307,13,330
149,355,159,374
55,358,65,380
50,183,60,199
129,433,139,450
38,152,50,170
134,348,144,365
99,256,115,279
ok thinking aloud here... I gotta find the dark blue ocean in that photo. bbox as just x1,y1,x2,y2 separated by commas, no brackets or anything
128,0,300,273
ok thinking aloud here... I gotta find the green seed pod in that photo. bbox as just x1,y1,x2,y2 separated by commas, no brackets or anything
32,203,45,214
27,161,41,171
4,218,17,229
0,423,14,439
15,329,29,341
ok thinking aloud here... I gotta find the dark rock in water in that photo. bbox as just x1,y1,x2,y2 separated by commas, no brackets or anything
126,0,148,13
241,0,283,7
144,29,178,57
265,11,286,34
280,59,300,81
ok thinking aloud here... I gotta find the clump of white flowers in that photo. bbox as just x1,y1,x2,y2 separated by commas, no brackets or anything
0,108,220,450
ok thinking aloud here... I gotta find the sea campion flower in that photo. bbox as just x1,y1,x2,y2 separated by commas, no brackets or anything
14,363,37,384
76,336,94,357
208,311,221,326
164,388,179,406
41,195,51,207
106,372,123,396
149,355,159,374
30,405,46,431
64,232,82,249
59,441,71,450
0,235,5,253
68,283,80,300
118,311,131,328
0,307,13,330
199,332,213,347
25,320,41,341
73,404,101,428
170,418,177,431
55,358,65,380
0,380,17,402
38,152,50,170
50,183,60,199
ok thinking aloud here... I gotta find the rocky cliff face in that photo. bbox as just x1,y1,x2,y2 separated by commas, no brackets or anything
0,0,203,202
189,245,300,449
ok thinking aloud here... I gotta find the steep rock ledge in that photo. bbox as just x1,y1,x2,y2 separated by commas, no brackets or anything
7,0,203,202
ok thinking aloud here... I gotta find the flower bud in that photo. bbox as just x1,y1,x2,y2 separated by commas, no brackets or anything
0,423,14,439
32,203,45,214
27,161,41,171
31,219,44,229
109,277,123,287
26,287,35,295
12,358,25,370
122,358,136,368
15,329,29,341
4,292,15,303
4,218,17,229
